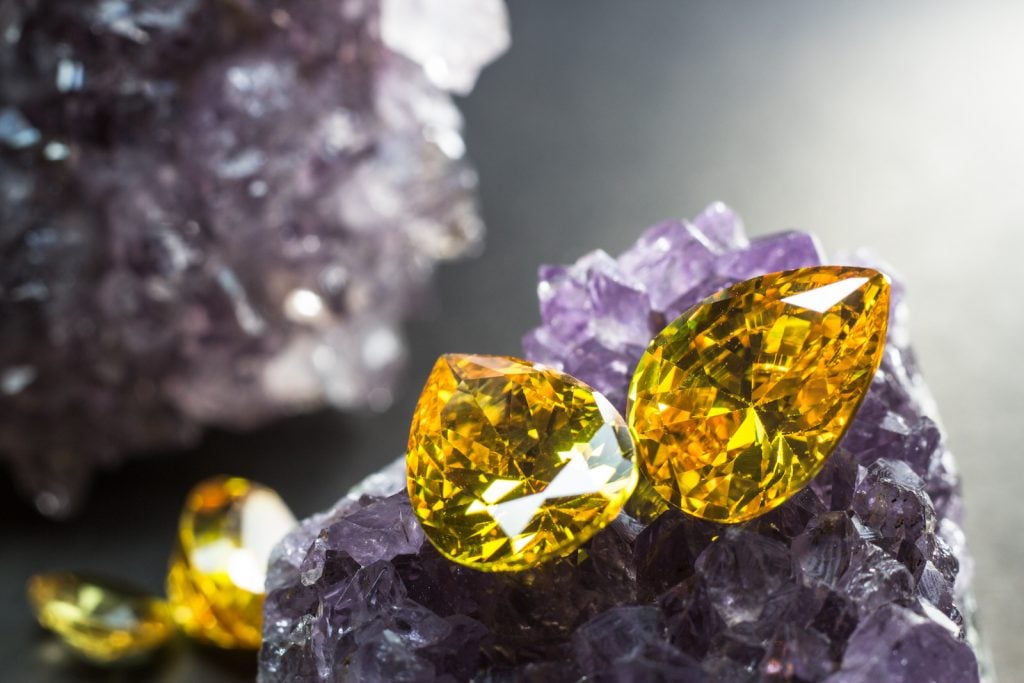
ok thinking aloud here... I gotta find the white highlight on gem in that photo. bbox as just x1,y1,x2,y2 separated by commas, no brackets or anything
781,276,869,313
481,479,523,505
489,492,549,540
487,450,617,538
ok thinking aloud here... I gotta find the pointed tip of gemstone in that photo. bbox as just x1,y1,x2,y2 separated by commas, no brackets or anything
407,355,639,571
628,266,889,524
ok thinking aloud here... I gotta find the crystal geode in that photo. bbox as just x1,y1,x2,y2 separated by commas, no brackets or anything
0,0,508,515
259,205,985,682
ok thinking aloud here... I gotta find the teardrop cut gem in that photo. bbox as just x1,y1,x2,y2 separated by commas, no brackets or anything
627,266,889,523
167,476,297,649
407,354,639,571
27,572,174,664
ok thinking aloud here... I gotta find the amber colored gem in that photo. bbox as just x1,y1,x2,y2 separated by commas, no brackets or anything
27,572,174,664
407,354,639,572
628,266,889,523
167,476,296,649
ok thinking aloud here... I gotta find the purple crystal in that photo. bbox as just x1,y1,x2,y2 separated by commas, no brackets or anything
826,604,978,683
0,0,509,516
259,206,985,681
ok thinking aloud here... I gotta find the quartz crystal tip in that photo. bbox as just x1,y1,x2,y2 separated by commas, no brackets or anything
27,572,174,664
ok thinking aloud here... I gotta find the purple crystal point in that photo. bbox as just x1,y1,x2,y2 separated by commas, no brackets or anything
826,604,978,683
260,206,986,681
617,220,717,312
0,0,509,515
692,201,748,251
525,250,651,409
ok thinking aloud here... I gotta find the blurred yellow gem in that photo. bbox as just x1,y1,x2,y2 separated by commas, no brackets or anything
628,266,889,523
27,572,173,664
407,354,639,572
167,476,296,649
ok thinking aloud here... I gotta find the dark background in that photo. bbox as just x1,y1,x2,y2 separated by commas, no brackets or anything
2,2,1021,680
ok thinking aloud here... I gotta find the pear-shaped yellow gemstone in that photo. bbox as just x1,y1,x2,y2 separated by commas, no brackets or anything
407,354,639,572
27,572,174,664
167,476,296,649
628,266,889,523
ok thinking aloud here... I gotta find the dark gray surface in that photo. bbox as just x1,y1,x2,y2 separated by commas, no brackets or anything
2,2,1021,680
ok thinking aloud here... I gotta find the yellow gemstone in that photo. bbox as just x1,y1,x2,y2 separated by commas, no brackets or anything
167,476,296,649
628,266,889,523
407,354,639,572
26,572,173,664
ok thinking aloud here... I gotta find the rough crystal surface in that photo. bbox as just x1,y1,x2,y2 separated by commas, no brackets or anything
259,205,985,682
0,0,509,516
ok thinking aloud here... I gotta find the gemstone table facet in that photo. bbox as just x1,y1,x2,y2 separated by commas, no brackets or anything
407,354,639,571
27,572,174,664
628,266,889,523
167,476,297,649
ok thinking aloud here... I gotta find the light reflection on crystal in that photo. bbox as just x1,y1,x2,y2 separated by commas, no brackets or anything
781,276,870,313
283,288,325,323
1,365,36,395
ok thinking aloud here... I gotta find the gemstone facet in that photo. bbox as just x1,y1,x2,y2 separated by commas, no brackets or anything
407,354,638,571
167,476,296,649
27,572,174,664
628,266,889,523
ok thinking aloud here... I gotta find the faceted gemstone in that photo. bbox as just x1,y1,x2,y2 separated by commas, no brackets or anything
406,354,638,571
26,572,173,664
628,266,889,523
167,476,296,649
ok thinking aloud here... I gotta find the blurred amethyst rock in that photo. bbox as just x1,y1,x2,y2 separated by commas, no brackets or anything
0,0,509,515
259,205,986,681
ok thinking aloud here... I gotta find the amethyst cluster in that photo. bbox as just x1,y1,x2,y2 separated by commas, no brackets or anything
0,0,508,515
258,205,985,682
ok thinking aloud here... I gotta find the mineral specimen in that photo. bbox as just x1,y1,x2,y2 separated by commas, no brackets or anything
259,205,985,682
407,354,638,571
0,0,509,516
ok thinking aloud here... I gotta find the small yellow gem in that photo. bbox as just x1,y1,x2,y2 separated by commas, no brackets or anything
167,476,296,649
628,266,889,523
26,572,173,664
407,354,639,572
